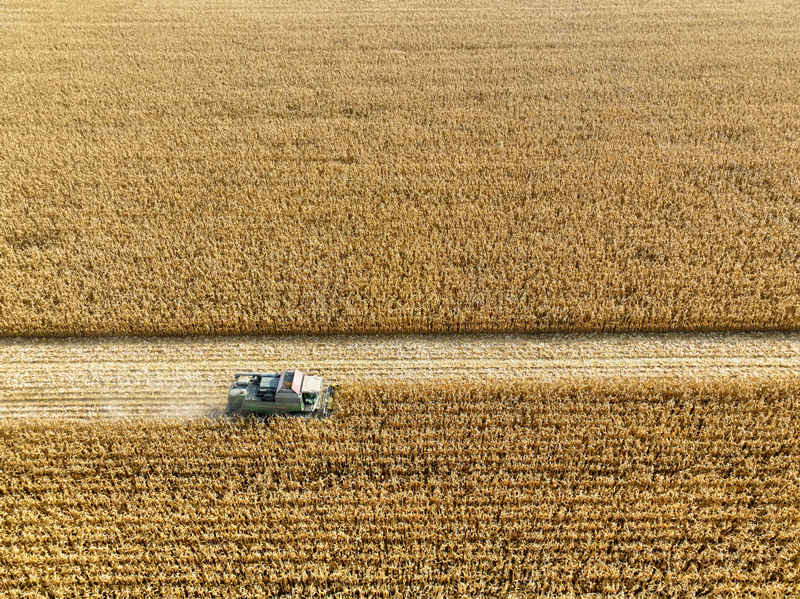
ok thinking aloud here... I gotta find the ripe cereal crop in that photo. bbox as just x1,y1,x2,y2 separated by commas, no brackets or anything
1,379,799,596
1,0,799,336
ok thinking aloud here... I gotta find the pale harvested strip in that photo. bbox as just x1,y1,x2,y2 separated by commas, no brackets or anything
1,333,800,418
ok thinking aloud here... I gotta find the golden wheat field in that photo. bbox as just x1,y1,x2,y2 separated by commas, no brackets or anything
1,380,799,597
1,0,799,336
5,1,800,595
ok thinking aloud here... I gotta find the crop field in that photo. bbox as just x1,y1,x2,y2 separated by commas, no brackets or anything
3,0,800,595
2,379,799,596
2,0,800,337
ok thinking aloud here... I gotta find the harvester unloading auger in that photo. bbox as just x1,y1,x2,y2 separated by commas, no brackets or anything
224,369,337,419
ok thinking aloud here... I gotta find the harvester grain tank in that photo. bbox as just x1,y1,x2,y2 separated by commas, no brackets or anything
225,369,336,419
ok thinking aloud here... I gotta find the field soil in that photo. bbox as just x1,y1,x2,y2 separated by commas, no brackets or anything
2,332,800,418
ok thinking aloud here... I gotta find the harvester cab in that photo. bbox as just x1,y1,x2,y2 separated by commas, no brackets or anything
225,369,336,419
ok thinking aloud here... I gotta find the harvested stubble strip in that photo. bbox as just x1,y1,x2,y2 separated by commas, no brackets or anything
0,378,799,597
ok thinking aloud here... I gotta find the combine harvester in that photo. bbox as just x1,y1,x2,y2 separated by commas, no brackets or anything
224,369,336,419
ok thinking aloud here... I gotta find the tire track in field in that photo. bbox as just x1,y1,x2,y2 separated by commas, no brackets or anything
0,332,798,418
